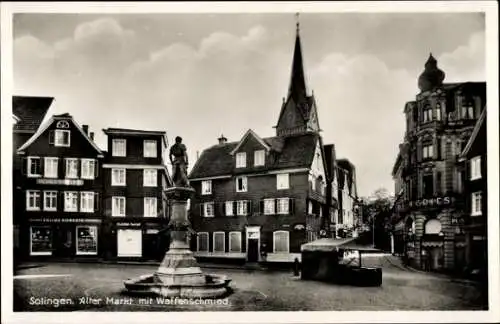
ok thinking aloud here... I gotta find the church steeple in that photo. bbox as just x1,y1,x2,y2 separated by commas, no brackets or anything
287,13,308,103
275,14,320,137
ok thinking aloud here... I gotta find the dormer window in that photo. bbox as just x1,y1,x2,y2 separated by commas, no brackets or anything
236,152,246,168
201,180,212,195
254,150,265,166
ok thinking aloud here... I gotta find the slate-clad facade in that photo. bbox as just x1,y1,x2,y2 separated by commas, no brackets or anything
16,113,104,260
101,128,172,261
188,23,337,264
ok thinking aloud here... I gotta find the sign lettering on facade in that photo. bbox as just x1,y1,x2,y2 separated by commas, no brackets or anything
117,222,141,227
409,196,452,209
36,178,84,186
30,218,101,223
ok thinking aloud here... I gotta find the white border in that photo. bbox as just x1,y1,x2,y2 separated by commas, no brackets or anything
2,1,499,324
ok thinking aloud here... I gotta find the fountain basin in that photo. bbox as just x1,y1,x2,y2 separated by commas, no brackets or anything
124,273,232,298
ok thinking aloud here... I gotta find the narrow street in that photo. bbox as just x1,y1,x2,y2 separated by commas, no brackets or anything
13,255,487,311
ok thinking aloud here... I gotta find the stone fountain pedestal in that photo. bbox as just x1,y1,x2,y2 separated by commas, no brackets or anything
124,186,231,298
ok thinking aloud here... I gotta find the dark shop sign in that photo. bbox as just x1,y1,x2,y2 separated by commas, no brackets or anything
30,218,101,223
409,197,452,209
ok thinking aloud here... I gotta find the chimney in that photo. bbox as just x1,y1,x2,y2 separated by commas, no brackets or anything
82,125,89,134
89,132,95,141
218,134,228,145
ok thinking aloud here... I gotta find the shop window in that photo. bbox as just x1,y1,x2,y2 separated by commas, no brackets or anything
30,226,52,255
197,232,209,252
424,219,442,234
273,231,289,253
229,232,242,252
213,232,225,253
76,226,98,255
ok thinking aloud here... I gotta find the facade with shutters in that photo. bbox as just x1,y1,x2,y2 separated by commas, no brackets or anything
391,54,486,273
16,113,105,260
188,23,337,264
100,128,172,261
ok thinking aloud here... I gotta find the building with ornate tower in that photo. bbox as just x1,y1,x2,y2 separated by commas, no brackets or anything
391,54,486,273
187,20,339,264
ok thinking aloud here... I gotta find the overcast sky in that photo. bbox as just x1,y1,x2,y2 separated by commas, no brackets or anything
13,12,485,197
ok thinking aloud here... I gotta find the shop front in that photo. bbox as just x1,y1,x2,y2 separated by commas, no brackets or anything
28,218,101,259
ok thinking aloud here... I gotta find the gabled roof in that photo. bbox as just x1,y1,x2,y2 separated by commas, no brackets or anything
12,96,53,132
189,132,320,179
229,129,271,155
460,107,486,158
17,113,104,156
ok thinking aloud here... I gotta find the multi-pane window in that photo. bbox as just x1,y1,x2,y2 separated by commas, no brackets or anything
64,191,78,212
27,157,41,177
422,144,434,159
44,157,58,178
143,169,157,187
236,152,246,168
237,200,248,216
225,201,234,216
197,232,209,252
81,159,96,180
263,199,275,215
471,192,482,216
66,158,79,179
54,130,70,147
112,168,126,186
112,139,127,157
26,190,41,211
202,202,214,217
273,231,289,253
254,150,265,166
277,198,289,214
470,156,481,180
229,232,242,252
213,232,225,253
277,173,290,190
236,176,247,192
112,197,126,216
144,197,157,217
436,104,442,121
462,104,474,119
80,192,94,213
143,140,157,158
44,191,57,211
422,106,433,123
201,180,212,195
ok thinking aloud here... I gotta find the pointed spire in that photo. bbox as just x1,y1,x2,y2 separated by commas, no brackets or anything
287,13,308,103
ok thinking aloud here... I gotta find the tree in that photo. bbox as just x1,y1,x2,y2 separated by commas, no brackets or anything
359,187,394,250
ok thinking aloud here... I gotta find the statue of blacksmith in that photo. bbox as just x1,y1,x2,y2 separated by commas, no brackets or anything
169,136,190,187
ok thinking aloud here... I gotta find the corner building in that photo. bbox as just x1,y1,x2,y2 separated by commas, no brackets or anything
188,23,336,264
391,54,486,272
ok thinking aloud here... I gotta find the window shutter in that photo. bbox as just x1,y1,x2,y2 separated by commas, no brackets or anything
40,158,45,177
199,204,204,217
22,157,27,175
94,192,99,211
48,130,55,145
274,199,278,214
94,160,99,178
289,198,295,215
232,201,237,216
259,200,263,215
76,159,81,179
247,200,252,216
61,192,65,211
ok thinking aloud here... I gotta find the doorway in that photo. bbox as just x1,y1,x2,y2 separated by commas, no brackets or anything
246,226,260,262
53,225,74,258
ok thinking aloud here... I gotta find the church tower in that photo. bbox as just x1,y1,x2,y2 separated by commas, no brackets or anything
275,17,321,137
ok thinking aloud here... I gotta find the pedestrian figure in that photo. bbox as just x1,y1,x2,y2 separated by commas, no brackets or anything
293,257,300,276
